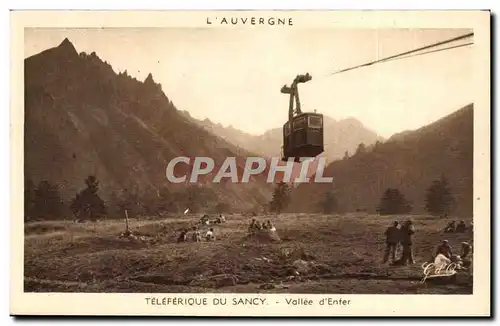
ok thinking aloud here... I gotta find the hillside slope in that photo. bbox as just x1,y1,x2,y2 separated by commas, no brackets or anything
288,104,473,217
24,38,273,212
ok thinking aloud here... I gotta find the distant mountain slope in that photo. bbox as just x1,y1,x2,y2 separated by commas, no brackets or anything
181,111,384,163
24,38,273,212
287,104,473,217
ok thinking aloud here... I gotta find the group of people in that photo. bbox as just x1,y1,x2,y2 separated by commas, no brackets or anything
177,226,216,243
435,240,473,268
383,219,474,267
200,214,226,225
444,220,471,233
248,218,276,233
383,220,415,265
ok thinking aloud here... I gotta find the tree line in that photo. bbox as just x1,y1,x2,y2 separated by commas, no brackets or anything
319,174,456,216
24,173,456,221
25,175,109,222
24,175,231,222
266,174,456,217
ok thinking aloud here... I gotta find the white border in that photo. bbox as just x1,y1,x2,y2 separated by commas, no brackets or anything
4,1,498,325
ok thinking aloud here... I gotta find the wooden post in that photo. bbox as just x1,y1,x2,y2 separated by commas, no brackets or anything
125,209,130,232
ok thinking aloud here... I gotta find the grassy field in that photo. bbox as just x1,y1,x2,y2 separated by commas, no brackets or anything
24,213,473,294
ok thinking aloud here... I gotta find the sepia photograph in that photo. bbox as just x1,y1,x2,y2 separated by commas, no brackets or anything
10,10,491,316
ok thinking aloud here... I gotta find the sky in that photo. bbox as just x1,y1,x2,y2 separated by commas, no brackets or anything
24,28,474,138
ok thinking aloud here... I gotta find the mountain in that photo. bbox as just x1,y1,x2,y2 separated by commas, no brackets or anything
287,104,473,217
386,130,414,142
24,38,273,213
182,111,384,164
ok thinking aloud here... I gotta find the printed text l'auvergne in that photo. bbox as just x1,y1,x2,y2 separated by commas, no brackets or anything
206,16,293,26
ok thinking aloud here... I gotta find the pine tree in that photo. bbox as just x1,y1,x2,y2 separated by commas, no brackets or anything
71,175,107,221
425,175,455,216
33,180,64,220
269,182,291,214
376,188,412,215
319,190,338,214
355,143,367,155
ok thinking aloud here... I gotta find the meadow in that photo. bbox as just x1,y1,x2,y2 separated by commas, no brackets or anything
24,213,473,294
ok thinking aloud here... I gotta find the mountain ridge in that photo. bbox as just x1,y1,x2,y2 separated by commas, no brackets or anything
24,38,473,217
24,38,273,213
287,103,473,217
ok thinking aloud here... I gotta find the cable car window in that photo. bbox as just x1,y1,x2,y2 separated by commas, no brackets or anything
284,122,291,136
293,116,306,130
308,116,323,129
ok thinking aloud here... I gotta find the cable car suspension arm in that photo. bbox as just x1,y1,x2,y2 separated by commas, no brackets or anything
281,73,312,121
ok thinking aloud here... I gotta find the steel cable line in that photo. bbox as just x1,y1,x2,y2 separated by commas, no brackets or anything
379,41,473,64
320,32,474,77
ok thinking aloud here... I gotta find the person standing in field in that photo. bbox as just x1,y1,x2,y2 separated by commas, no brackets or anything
383,221,401,264
400,220,415,265
191,226,202,242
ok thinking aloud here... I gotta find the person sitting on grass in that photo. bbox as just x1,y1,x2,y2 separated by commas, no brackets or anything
206,228,216,241
455,220,467,233
177,229,188,243
248,219,257,233
200,214,210,225
444,221,456,233
460,242,473,268
435,240,453,259
249,219,262,233
263,220,276,232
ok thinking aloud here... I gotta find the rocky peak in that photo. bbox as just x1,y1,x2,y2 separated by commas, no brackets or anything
57,37,78,56
144,72,163,93
144,73,155,84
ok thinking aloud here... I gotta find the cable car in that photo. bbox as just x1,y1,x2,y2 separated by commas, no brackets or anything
280,73,324,162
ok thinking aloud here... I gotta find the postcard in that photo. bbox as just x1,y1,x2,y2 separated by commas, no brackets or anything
10,10,491,316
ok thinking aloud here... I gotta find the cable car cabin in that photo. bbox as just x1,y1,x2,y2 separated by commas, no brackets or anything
282,112,324,162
